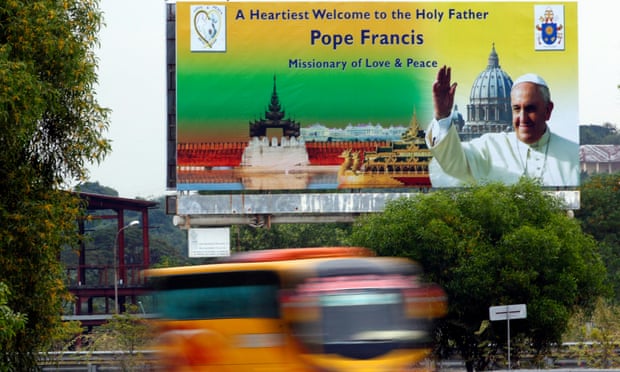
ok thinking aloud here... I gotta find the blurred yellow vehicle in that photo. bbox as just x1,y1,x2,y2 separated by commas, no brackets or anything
146,247,446,371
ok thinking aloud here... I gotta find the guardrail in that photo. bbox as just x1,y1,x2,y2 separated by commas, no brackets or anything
65,265,147,288
39,350,160,371
39,352,611,372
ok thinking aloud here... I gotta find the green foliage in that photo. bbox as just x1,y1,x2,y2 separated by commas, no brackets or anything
81,304,154,371
0,0,110,368
0,282,27,354
147,196,191,265
231,223,352,252
0,1,111,185
58,192,193,278
576,173,620,302
579,124,620,145
351,179,608,370
563,298,620,368
75,181,119,196
0,190,86,368
45,320,84,352
39,320,83,368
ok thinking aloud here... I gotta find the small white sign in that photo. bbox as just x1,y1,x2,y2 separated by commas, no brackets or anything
489,304,527,321
188,227,230,257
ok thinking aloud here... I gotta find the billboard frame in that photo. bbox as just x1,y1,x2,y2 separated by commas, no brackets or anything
165,1,580,226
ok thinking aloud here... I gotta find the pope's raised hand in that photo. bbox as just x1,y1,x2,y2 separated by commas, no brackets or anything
433,65,458,120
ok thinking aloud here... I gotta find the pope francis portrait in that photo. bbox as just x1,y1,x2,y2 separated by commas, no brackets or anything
425,65,579,187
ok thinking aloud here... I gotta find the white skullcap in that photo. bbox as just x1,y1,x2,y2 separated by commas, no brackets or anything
513,73,548,87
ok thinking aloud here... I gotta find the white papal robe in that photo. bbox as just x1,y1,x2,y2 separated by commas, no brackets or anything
425,118,579,187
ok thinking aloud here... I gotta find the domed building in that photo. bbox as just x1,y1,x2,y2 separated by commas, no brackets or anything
450,104,465,132
461,44,513,138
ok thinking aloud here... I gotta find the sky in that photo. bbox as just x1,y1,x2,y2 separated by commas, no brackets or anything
89,0,620,199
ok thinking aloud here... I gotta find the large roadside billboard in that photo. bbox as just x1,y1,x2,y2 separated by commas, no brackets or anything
175,1,578,191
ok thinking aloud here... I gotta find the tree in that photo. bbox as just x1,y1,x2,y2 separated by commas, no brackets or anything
231,223,352,252
575,173,620,302
563,298,620,368
350,179,608,371
75,181,119,197
0,282,27,368
579,124,620,145
0,0,110,368
82,304,154,371
38,320,83,368
145,196,191,265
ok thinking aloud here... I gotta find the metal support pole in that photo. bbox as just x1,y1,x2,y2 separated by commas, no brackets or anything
507,313,511,371
113,220,139,314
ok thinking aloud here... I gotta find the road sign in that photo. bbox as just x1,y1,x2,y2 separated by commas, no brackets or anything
489,304,527,321
489,304,527,370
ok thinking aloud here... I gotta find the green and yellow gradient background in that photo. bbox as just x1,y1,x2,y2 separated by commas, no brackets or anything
176,1,578,144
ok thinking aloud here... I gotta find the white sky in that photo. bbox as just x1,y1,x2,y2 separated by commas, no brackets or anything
88,0,620,199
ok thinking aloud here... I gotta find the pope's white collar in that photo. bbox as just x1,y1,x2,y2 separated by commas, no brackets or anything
527,129,550,150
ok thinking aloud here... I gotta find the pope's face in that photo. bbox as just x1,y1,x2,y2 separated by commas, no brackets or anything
511,82,553,145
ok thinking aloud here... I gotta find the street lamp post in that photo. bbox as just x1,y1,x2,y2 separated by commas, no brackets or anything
113,220,140,314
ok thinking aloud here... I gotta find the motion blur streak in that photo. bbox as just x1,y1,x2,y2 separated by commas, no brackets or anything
146,247,447,371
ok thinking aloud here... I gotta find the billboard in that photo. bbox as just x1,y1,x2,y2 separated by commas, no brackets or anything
175,1,578,191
